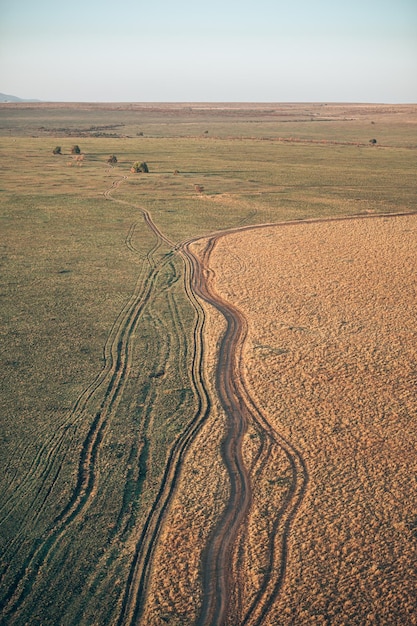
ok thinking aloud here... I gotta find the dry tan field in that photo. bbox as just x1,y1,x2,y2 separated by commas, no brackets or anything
184,214,416,625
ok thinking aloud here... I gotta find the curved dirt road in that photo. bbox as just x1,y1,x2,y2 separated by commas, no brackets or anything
183,238,252,625
183,233,309,626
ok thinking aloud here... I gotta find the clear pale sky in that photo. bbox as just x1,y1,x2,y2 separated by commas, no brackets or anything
0,0,416,102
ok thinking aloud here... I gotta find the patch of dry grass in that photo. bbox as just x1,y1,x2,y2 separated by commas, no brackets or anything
208,214,417,625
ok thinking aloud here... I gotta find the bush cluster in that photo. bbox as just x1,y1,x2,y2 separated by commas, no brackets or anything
53,145,82,155
131,161,149,173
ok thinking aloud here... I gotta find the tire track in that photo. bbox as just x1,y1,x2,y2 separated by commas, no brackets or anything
0,176,178,620
0,218,152,538
116,237,213,626
215,243,308,626
184,233,308,626
72,260,189,618
56,174,215,626
0,247,154,593
185,238,252,626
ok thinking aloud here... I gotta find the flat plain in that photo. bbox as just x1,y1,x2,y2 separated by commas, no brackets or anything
0,102,416,625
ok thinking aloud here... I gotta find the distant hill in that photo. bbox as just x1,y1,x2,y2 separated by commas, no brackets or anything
0,92,41,103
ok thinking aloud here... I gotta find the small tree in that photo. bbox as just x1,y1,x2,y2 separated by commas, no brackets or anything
107,154,118,165
131,161,149,173
369,138,377,145
53,146,62,155
71,145,81,154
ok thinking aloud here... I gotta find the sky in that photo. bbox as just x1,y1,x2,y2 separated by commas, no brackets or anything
0,0,416,102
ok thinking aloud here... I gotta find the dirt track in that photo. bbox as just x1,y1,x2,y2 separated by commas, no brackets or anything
184,238,252,624
184,232,308,625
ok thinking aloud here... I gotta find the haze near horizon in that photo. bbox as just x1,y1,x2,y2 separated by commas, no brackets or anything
0,0,416,103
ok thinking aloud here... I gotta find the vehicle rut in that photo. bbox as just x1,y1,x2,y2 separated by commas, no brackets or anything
183,235,308,625
0,175,185,620
110,189,214,626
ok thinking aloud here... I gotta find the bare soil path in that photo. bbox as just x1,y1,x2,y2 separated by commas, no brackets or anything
183,234,308,626
184,238,252,625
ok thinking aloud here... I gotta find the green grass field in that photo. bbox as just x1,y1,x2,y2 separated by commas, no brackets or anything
0,102,416,625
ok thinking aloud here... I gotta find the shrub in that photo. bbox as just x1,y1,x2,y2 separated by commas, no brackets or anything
71,145,81,154
131,161,149,173
107,155,118,164
53,146,62,155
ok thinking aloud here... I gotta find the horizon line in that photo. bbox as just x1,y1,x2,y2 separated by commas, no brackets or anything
2,99,417,106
